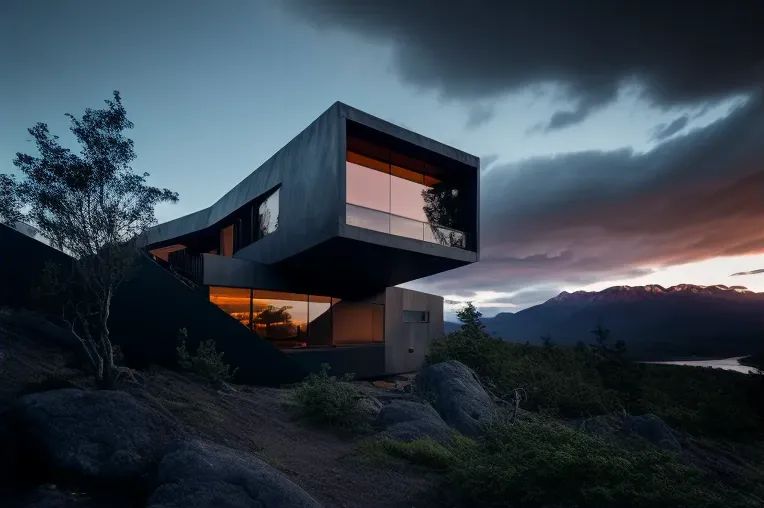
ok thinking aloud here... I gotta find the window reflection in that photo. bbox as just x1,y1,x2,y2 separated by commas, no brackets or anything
345,144,468,249
307,296,332,346
346,161,390,213
258,188,279,239
253,289,307,347
208,287,385,349
209,286,251,328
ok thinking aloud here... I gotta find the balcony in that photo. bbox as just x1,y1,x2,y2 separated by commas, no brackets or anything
346,203,466,249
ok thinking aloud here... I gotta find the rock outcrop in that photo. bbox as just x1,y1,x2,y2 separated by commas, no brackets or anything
416,360,498,436
148,440,322,508
622,413,681,452
14,388,179,481
375,400,452,444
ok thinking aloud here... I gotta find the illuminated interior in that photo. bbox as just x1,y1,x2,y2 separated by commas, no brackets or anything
209,286,384,348
345,135,467,248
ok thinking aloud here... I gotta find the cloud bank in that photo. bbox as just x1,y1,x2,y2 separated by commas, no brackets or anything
282,0,764,130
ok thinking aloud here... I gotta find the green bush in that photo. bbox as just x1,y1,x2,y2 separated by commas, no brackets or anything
365,421,756,508
176,328,238,384
445,420,755,508
429,313,762,437
291,363,369,430
357,437,456,469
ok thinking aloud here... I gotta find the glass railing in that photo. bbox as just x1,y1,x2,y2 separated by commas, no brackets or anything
346,203,467,249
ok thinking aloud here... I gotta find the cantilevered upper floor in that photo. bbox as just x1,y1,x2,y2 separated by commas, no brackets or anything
144,102,480,297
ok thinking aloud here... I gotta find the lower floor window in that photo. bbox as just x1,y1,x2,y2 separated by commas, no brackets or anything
209,286,384,348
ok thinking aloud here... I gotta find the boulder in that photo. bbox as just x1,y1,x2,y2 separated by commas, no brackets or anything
375,400,452,444
147,439,322,508
622,413,681,452
416,361,498,436
14,388,178,481
19,485,127,508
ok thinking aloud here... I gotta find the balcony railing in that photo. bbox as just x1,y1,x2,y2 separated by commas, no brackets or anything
346,203,467,249
167,249,204,284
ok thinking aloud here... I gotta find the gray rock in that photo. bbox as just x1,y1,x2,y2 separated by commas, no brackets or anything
357,396,383,419
20,485,127,508
375,400,452,444
15,388,178,480
417,361,498,436
376,400,441,427
622,413,681,452
148,439,322,508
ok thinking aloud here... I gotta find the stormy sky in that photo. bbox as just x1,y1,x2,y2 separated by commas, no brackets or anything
2,1,763,317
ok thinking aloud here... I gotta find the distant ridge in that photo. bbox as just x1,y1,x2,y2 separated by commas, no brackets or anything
446,284,764,360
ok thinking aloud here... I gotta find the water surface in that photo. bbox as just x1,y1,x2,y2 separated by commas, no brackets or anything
646,357,756,374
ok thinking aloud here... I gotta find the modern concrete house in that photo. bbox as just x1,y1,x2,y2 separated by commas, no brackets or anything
140,102,480,379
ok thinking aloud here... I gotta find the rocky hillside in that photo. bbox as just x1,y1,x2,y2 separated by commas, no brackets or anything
0,309,439,508
447,284,764,359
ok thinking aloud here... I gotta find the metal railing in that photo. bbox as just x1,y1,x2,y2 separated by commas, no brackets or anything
167,249,204,284
346,203,467,249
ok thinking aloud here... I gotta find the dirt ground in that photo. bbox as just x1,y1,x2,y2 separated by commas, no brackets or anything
0,319,439,508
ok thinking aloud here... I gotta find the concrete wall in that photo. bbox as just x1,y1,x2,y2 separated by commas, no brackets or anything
144,102,343,266
384,287,444,375
286,344,385,380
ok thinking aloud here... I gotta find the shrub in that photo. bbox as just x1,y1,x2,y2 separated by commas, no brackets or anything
442,420,756,508
366,421,757,508
357,437,456,469
176,328,238,384
291,363,368,430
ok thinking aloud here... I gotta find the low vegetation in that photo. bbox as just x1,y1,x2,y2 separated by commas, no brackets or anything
365,420,756,508
176,328,238,383
362,303,764,507
428,304,763,438
291,363,370,430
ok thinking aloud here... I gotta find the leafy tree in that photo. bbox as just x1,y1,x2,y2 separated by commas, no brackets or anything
541,334,555,348
254,304,294,336
422,183,467,248
0,173,21,226
11,91,178,388
456,302,486,334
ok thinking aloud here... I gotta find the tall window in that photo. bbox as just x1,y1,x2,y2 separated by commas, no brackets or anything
208,287,384,348
209,287,252,328
217,187,281,256
345,139,466,249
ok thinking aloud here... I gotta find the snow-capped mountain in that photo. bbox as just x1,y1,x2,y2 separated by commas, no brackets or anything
447,284,764,360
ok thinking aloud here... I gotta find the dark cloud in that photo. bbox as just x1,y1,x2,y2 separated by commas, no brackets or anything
282,1,764,129
465,103,496,130
415,95,764,301
651,115,690,141
731,269,764,276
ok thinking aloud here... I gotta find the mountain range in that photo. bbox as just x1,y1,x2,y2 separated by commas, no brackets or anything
445,284,764,360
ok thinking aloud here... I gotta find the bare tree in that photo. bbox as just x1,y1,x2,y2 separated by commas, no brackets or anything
11,91,178,388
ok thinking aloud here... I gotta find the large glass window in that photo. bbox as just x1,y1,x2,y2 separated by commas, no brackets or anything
252,289,308,347
209,287,252,328
258,188,279,239
208,287,384,349
345,141,467,249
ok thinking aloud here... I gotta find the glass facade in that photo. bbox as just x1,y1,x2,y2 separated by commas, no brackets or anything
345,141,467,249
209,286,384,349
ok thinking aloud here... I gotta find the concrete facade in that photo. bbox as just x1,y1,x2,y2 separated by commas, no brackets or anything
144,101,480,379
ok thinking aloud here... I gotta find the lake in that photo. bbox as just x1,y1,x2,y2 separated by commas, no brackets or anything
645,357,756,374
